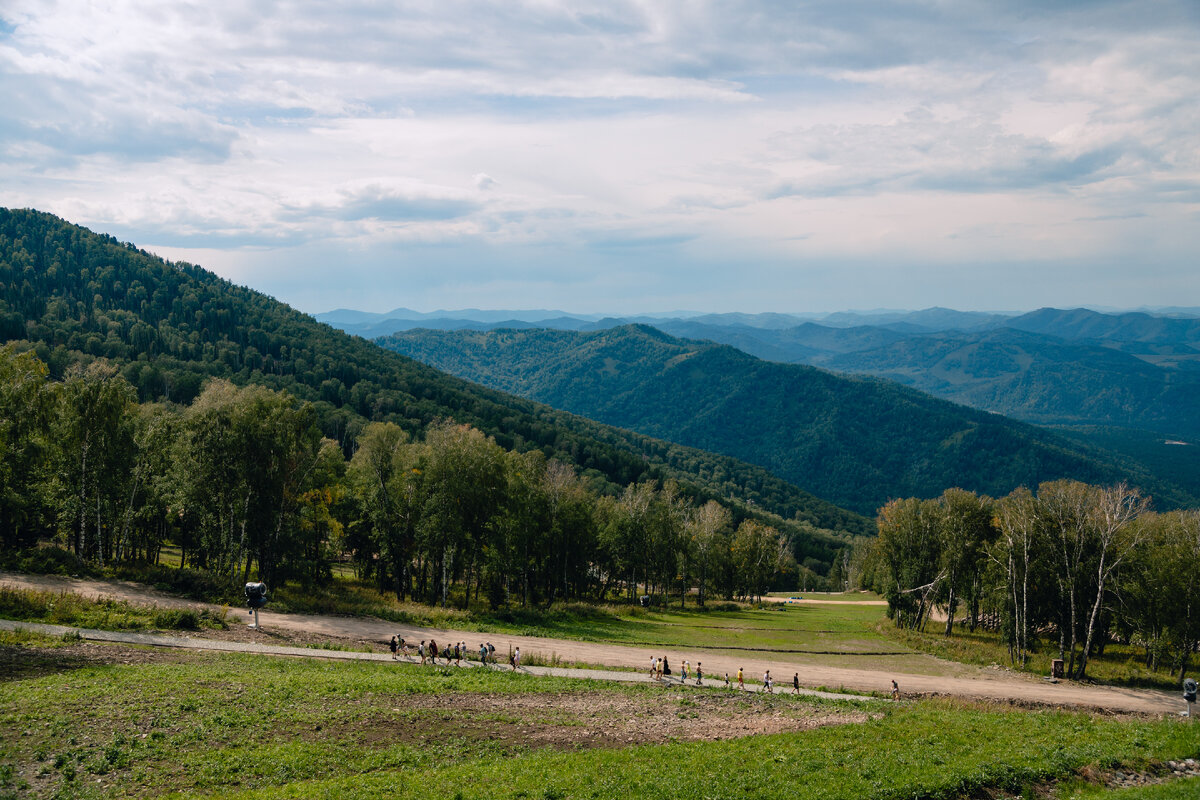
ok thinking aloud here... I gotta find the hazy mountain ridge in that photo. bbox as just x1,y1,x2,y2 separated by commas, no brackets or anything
326,304,1200,452
377,325,1194,515
828,327,1200,437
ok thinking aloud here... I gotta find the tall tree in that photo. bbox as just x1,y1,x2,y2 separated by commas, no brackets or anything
0,346,52,549
1077,482,1149,679
992,487,1041,666
877,497,943,630
347,422,417,598
1037,479,1095,678
688,500,731,607
936,488,996,635
731,519,782,602
50,361,137,565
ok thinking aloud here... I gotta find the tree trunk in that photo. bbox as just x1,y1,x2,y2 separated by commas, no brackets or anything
944,586,957,636
1077,553,1110,680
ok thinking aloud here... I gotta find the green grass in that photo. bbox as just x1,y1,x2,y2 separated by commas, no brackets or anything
2,641,1197,800
875,622,1190,692
1060,776,1200,799
0,587,229,633
268,576,909,655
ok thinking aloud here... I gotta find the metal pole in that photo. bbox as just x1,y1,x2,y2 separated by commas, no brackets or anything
250,607,259,630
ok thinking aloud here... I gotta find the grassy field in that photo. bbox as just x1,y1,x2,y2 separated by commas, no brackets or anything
874,622,1190,692
1,631,1198,800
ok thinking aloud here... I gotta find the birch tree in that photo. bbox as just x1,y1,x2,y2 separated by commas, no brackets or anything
1077,482,1149,679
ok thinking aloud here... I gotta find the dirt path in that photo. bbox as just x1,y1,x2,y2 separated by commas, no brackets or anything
1,572,1183,715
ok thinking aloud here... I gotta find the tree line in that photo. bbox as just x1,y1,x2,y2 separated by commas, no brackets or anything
0,346,806,607
861,483,1199,680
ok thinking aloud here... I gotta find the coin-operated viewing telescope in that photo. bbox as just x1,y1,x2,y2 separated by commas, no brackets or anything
245,582,268,630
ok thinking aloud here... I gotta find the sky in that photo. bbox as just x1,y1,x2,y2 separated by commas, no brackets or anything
2,1,1198,315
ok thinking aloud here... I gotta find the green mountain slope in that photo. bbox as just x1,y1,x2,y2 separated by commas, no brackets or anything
378,325,1195,515
828,328,1200,438
0,208,870,543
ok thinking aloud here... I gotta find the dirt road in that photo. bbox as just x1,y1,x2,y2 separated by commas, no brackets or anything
1,572,1184,715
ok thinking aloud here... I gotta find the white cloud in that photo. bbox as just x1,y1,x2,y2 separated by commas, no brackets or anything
1,0,1197,312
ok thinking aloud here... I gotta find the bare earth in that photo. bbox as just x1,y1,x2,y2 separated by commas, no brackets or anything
1,572,1182,715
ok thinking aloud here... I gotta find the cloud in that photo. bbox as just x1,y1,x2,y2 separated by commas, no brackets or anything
293,183,483,223
0,0,1197,313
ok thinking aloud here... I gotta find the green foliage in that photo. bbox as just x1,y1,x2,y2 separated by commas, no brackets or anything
0,208,867,543
378,325,1193,516
0,209,868,595
0,546,90,576
871,481,1198,685
0,587,227,631
829,326,1200,439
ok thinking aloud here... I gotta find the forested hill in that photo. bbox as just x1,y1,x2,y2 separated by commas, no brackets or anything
0,209,870,539
378,325,1195,516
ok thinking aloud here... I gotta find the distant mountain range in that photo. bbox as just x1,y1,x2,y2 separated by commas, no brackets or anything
376,325,1196,516
321,305,1200,444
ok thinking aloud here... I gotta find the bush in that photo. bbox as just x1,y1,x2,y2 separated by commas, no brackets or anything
153,609,200,630
0,546,90,577
108,564,235,604
708,602,742,612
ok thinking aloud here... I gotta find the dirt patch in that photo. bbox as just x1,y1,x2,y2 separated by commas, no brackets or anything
0,640,188,680
326,690,869,752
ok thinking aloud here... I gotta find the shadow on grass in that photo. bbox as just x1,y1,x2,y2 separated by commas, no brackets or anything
0,643,103,682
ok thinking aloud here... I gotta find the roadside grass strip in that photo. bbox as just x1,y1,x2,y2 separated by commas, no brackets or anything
1062,776,1200,799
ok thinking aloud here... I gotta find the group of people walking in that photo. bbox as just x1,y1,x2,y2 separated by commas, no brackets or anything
647,655,706,685
389,634,821,696
388,636,523,670
649,656,803,694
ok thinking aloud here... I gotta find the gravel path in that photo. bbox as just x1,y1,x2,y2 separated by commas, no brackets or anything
1,572,1185,715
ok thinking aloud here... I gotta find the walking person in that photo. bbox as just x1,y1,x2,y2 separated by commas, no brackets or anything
400,637,409,658
480,643,488,665
662,656,671,680
764,669,772,693
891,679,900,700
793,673,800,695
487,642,495,663
723,672,730,689
429,639,439,664
389,636,398,660
419,640,427,665
682,660,689,683
649,656,657,682
695,662,703,686
514,646,521,669
737,668,744,691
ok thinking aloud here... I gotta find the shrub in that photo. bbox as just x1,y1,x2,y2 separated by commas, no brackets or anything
153,609,200,630
0,546,89,577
